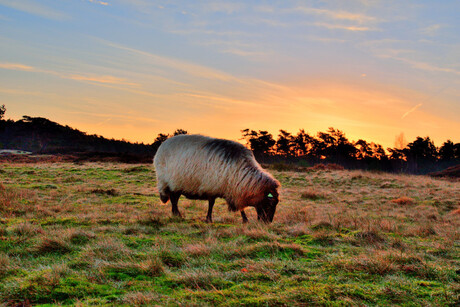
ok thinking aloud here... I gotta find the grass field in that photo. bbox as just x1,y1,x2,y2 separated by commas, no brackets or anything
0,162,459,306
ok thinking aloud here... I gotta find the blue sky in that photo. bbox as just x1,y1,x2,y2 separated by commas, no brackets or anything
0,0,459,147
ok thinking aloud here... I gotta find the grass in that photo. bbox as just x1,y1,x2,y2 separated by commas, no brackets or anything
0,162,459,306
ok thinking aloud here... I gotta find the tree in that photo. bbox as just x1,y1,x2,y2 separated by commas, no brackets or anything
355,139,372,160
439,140,456,161
403,137,437,162
173,129,188,136
0,104,5,120
292,129,314,157
151,133,170,153
241,129,276,158
276,130,294,157
315,128,356,162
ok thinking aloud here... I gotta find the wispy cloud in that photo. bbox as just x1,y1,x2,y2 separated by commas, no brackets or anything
306,35,346,43
0,62,35,71
292,6,377,24
421,24,442,36
221,48,271,58
68,74,139,87
388,56,460,76
401,103,422,119
87,0,109,6
0,61,140,87
313,22,374,31
101,40,237,82
0,0,68,20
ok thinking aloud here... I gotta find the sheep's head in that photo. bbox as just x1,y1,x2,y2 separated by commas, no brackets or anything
256,189,279,223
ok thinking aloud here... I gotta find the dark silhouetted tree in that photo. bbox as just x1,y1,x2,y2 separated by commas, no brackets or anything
173,129,188,136
241,129,276,158
315,128,356,162
402,136,438,172
404,137,437,162
276,130,294,157
355,139,372,160
292,129,314,157
439,140,456,161
0,104,5,120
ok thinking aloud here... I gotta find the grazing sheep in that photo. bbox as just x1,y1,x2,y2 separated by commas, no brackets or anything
153,134,280,223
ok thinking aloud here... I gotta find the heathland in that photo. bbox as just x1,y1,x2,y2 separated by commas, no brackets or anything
0,162,459,305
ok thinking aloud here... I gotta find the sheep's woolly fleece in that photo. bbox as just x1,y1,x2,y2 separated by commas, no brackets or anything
154,134,279,211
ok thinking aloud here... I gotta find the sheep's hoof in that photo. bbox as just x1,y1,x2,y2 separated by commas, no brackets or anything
205,217,213,223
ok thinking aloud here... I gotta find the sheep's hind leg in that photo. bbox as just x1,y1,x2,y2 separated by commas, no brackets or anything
241,210,248,223
170,191,182,217
206,198,215,223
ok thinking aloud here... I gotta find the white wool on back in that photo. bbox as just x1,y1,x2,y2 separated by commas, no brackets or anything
154,134,278,210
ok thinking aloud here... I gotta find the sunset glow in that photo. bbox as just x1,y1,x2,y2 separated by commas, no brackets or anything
1,1,459,148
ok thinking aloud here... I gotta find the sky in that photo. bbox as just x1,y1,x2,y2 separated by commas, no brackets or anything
0,0,459,148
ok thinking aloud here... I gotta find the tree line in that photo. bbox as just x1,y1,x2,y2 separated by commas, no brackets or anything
0,104,458,173
237,128,459,173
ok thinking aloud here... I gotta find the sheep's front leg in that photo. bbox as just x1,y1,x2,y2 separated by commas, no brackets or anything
170,191,182,217
241,210,248,223
206,198,215,223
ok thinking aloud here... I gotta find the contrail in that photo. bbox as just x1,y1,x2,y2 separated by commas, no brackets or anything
401,103,422,119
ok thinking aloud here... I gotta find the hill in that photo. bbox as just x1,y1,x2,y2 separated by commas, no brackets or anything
0,116,153,156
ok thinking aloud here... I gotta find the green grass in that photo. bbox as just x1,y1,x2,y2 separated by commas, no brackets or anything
0,162,459,306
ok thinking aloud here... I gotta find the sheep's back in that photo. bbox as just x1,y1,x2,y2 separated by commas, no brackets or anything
154,135,254,197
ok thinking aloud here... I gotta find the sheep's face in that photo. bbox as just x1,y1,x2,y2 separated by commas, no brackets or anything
256,190,279,223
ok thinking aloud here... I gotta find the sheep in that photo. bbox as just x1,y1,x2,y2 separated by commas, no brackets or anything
153,134,280,223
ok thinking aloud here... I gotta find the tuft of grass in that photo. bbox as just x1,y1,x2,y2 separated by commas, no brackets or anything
91,188,118,196
158,249,186,268
300,188,327,201
119,292,161,305
306,163,344,172
10,222,44,237
354,230,386,245
391,196,415,206
0,252,11,277
68,229,95,245
33,237,72,255
81,237,132,262
141,256,165,277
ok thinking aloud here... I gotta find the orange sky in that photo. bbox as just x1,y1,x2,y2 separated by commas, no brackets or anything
1,1,459,149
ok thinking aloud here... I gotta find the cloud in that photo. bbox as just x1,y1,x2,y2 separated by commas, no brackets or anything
313,22,374,31
401,103,422,119
0,61,140,87
100,40,237,82
390,56,460,76
221,48,271,58
87,0,109,6
0,0,68,20
421,24,442,36
292,6,377,24
67,74,139,87
0,62,36,71
306,35,346,43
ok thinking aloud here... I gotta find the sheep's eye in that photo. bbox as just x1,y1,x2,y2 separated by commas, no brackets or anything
267,193,273,198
